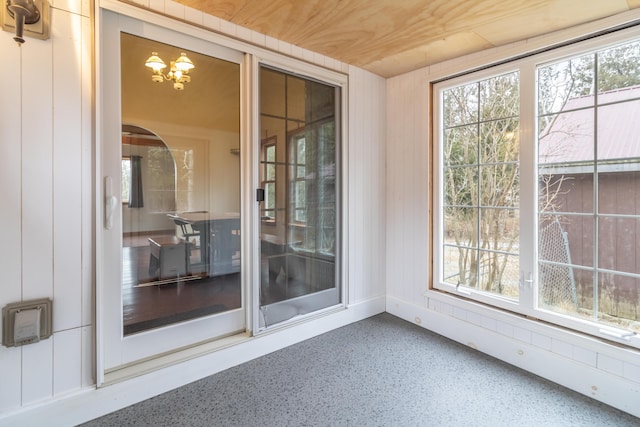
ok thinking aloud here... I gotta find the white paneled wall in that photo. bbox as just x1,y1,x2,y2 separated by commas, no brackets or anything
385,14,640,418
0,0,386,421
0,2,93,414
386,68,429,304
0,10,23,413
348,66,387,303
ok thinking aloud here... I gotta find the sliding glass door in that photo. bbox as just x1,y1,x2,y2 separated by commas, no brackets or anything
101,11,245,372
258,66,342,328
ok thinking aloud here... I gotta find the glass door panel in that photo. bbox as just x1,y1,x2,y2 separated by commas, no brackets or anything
120,33,242,334
100,10,245,372
258,66,341,328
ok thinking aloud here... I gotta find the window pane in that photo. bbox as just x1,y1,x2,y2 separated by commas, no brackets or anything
597,40,640,96
267,164,275,180
443,83,478,127
539,172,594,214
479,119,519,163
295,181,306,211
444,207,478,248
598,171,640,215
297,166,306,179
479,208,519,254
444,125,478,166
598,272,640,333
480,72,519,121
121,158,131,202
538,55,594,116
266,145,275,162
478,251,519,298
539,214,594,268
598,216,640,275
479,165,519,207
265,182,275,210
297,138,306,163
443,245,478,287
444,167,478,206
538,260,582,314
539,109,595,165
596,101,640,205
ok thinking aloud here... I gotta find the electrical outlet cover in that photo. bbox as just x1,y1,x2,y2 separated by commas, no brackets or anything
2,298,52,347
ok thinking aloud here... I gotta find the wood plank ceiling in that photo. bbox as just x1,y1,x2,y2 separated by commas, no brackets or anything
176,0,640,77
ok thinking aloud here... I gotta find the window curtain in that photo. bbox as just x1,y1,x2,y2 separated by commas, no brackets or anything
128,155,144,208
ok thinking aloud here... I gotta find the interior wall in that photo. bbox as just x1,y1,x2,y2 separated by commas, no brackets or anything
0,0,386,420
121,123,241,234
385,13,640,418
0,0,94,412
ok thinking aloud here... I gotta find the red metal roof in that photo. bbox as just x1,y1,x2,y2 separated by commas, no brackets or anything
538,86,640,165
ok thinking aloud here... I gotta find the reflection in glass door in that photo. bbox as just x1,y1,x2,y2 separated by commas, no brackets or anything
119,33,242,335
258,66,341,328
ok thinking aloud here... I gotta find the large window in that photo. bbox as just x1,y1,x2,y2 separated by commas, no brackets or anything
434,29,640,348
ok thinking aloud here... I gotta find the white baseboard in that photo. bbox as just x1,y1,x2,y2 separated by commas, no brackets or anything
0,296,385,427
386,295,640,419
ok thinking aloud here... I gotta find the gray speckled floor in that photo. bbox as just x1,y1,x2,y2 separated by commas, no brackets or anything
82,313,640,427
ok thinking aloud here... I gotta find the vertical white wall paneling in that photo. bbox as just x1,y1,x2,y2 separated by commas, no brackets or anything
386,69,430,304
385,75,406,302
348,66,364,303
22,338,54,405
362,69,374,302
0,347,21,412
52,7,83,332
362,69,374,300
412,70,430,303
19,13,55,408
80,12,94,328
54,0,83,14
0,27,23,414
377,73,387,298
53,328,82,396
0,17,22,306
367,70,386,300
20,33,54,301
346,67,387,303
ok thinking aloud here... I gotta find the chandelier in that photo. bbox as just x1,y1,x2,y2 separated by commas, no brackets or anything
144,52,195,90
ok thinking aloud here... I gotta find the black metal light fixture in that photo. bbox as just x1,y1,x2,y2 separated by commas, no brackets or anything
1,0,50,46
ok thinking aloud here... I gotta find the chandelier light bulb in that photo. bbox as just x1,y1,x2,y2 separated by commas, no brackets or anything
144,51,195,90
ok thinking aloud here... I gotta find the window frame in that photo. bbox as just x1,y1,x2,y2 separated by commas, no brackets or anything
289,131,307,224
260,136,277,222
432,25,640,349
121,156,132,204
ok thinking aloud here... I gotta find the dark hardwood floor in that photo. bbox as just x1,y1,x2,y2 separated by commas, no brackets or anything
122,233,241,335
121,232,336,334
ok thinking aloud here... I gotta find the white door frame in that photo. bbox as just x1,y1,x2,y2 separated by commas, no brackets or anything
97,8,249,381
